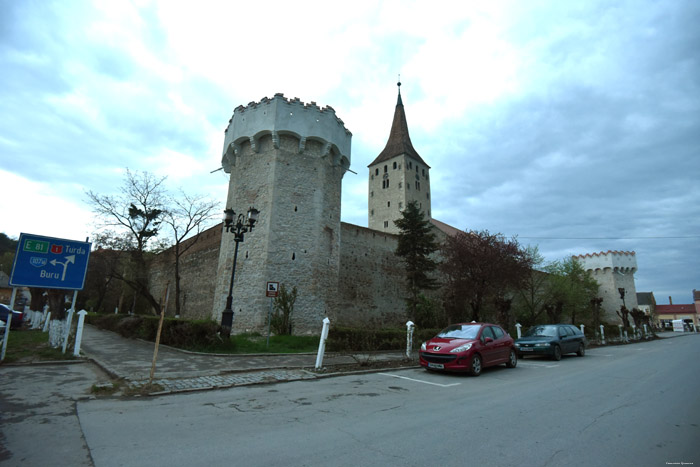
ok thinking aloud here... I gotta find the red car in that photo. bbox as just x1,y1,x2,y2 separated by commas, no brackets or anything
419,322,517,376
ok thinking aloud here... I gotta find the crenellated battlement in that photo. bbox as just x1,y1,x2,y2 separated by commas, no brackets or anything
573,250,638,274
221,93,352,173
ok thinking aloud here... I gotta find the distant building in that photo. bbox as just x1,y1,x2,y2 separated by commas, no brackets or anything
636,292,656,320
655,291,699,330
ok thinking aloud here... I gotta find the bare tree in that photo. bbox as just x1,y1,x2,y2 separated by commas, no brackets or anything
161,190,219,316
87,169,168,315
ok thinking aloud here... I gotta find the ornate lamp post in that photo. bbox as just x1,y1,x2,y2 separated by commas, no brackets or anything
618,287,626,308
221,206,259,337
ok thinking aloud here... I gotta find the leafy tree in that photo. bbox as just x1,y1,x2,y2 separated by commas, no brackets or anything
545,257,599,325
0,233,18,276
441,229,533,324
87,169,168,315
514,246,551,326
162,190,219,317
394,201,440,320
271,284,297,335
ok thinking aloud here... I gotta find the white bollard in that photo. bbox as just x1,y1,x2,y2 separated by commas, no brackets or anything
643,324,648,338
73,310,89,357
618,324,623,341
406,321,415,358
515,323,522,339
1,313,12,362
42,312,51,332
114,307,118,314
580,324,585,335
62,309,75,354
599,325,606,345
315,317,331,370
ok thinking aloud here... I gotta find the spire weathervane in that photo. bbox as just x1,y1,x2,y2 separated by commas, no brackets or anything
397,74,401,93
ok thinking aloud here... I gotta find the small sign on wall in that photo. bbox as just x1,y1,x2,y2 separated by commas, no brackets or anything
266,281,279,298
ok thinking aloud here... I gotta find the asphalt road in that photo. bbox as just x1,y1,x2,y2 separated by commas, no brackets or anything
73,335,699,467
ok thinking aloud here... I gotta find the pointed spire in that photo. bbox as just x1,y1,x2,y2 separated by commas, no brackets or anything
368,81,428,167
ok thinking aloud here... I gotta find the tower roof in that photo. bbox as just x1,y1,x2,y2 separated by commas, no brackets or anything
368,84,429,168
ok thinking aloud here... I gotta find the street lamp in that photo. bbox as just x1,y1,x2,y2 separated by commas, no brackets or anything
221,206,260,337
618,287,626,308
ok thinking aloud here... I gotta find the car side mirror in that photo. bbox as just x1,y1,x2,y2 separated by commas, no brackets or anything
484,337,494,344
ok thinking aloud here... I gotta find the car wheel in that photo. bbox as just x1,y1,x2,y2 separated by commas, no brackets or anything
552,345,562,361
506,349,517,368
577,343,585,357
470,354,482,377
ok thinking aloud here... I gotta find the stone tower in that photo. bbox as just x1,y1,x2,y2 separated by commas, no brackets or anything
368,83,431,234
213,94,352,333
573,250,639,323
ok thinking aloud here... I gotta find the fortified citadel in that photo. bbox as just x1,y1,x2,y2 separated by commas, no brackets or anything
150,86,638,332
151,86,451,333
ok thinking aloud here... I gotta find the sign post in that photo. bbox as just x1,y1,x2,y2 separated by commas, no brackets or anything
266,282,279,348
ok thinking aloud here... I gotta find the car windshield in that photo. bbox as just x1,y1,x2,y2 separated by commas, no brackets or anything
437,324,481,340
524,325,558,337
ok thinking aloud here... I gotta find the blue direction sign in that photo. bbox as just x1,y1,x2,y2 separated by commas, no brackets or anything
9,233,91,290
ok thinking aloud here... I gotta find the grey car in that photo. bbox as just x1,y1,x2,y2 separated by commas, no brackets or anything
514,324,587,361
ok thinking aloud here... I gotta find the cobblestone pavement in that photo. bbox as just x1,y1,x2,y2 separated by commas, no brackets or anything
79,325,415,395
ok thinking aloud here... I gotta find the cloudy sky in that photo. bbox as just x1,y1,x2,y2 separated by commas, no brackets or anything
1,0,698,304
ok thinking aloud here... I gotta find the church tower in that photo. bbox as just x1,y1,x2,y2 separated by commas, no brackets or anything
368,82,431,234
213,94,352,333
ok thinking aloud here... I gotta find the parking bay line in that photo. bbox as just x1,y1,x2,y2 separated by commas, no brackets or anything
517,362,560,368
378,373,462,387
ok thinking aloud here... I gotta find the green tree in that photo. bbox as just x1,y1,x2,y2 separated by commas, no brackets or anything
394,201,440,321
545,257,599,325
0,233,18,276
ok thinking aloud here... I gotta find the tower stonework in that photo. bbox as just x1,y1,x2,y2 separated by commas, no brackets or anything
368,87,431,234
213,94,352,333
573,250,639,323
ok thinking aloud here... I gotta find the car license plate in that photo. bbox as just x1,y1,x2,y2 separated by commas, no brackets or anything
428,362,444,369
520,348,533,351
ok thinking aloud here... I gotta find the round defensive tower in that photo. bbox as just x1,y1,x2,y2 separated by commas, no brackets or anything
573,250,639,323
213,94,352,334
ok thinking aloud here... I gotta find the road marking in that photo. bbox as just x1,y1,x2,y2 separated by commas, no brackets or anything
378,373,462,387
518,362,559,368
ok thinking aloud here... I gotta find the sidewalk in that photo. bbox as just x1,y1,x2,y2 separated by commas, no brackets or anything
80,325,414,394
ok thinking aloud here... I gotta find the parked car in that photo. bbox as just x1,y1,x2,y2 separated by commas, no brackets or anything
0,303,25,330
419,322,517,376
514,324,587,361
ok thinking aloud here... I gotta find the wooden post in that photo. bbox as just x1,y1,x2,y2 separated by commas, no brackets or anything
148,283,169,385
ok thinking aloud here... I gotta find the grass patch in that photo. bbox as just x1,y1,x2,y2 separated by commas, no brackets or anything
185,333,319,354
1,329,76,363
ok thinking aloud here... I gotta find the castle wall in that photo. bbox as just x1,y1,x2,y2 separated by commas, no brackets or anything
149,224,221,318
335,223,409,327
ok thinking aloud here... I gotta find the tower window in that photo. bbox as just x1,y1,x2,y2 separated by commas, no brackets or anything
387,201,390,207
383,221,389,228
399,202,403,209
384,165,388,173
409,162,412,170
386,179,389,188
371,209,374,216
426,192,429,199
398,182,402,188
416,165,419,173
393,162,397,169
416,181,420,190
370,191,374,197
422,169,426,177
375,168,379,176
407,182,410,189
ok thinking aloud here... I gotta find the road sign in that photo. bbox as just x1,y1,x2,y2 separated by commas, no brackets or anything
266,281,279,298
10,233,91,290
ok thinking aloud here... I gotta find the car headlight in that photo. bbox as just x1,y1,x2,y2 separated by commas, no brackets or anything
450,343,473,353
534,342,551,347
421,342,427,351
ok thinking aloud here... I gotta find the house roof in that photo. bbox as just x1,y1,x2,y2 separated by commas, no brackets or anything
636,292,655,306
656,304,697,315
368,84,429,168
430,218,462,237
